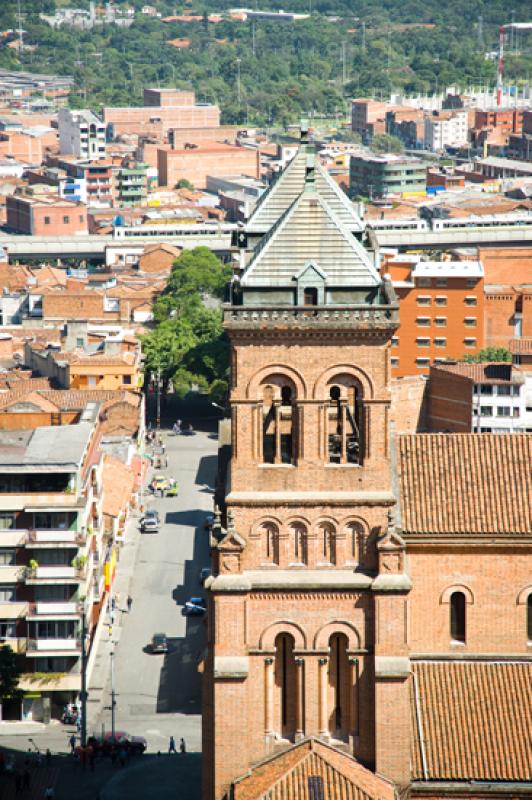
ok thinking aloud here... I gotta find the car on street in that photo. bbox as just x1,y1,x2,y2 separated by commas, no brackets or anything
88,731,147,755
140,509,160,533
151,475,168,494
150,632,169,654
166,478,179,497
199,567,212,585
183,597,207,616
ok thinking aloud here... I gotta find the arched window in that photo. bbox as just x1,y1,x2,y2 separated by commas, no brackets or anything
327,382,361,465
347,522,364,565
263,523,279,565
262,380,296,465
450,591,466,643
292,523,308,566
527,595,532,641
328,633,350,740
274,633,296,739
303,287,318,306
320,523,336,566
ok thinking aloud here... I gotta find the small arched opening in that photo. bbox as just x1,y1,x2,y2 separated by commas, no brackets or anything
327,381,362,465
274,632,297,740
450,591,466,643
328,632,350,741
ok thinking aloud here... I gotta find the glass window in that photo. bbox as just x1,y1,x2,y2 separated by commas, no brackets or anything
415,358,430,367
466,278,477,288
416,338,430,347
465,296,477,306
480,406,492,416
391,357,399,367
0,514,14,530
416,295,431,305
0,585,15,601
391,337,399,348
497,385,511,396
497,406,511,417
480,385,493,395
512,385,520,396
464,338,476,348
434,317,447,327
0,620,16,638
416,278,431,288
434,338,446,347
464,317,477,327
513,408,520,418
435,296,447,306
0,549,15,565
435,278,448,288
44,216,50,225
416,317,430,327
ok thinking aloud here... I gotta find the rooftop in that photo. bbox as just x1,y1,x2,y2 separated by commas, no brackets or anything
411,260,484,279
430,362,516,384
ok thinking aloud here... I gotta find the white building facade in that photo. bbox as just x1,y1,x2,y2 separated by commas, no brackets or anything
58,108,106,160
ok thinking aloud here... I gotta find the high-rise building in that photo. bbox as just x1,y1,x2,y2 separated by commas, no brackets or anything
58,108,106,161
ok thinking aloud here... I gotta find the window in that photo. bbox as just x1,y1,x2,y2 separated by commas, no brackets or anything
391,337,399,348
434,317,447,327
123,375,132,385
79,215,84,223
464,338,476,348
320,523,336,565
0,585,15,601
435,278,448,288
466,278,477,289
528,595,532,641
480,406,493,416
513,408,520,418
63,216,70,224
465,295,477,306
391,357,399,367
434,338,446,348
416,295,431,305
0,620,16,638
416,278,431,288
0,549,16,566
44,216,50,225
416,317,430,327
497,385,511,396
450,591,466,643
303,287,318,306
0,514,14,530
435,296,447,306
415,358,430,367
292,524,308,565
480,385,493,395
464,317,477,327
416,337,430,347
512,385,520,397
497,406,511,417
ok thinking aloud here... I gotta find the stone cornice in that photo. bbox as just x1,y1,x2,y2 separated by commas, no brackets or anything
225,491,396,506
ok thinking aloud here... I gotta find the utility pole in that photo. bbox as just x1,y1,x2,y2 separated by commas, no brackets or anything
361,21,366,54
236,58,242,106
80,609,88,748
341,41,347,85
252,21,256,57
110,643,116,738
156,366,161,430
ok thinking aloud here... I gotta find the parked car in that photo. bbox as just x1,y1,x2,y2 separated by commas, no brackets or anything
87,731,147,755
183,597,207,616
150,633,169,654
166,478,179,497
151,475,168,494
199,567,212,585
140,510,160,533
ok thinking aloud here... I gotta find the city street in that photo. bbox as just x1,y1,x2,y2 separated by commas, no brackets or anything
0,426,217,800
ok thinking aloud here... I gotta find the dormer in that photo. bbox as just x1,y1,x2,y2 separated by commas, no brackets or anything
295,262,327,306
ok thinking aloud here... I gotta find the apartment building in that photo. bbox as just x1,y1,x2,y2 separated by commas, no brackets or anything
115,163,148,207
58,108,106,161
351,98,392,140
424,110,469,151
349,153,426,199
0,403,106,721
62,160,114,208
383,255,484,377
428,361,530,432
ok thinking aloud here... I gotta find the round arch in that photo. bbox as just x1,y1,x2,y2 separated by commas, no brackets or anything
516,585,532,605
440,585,474,605
250,515,284,539
313,363,374,401
314,621,362,651
246,364,307,400
259,620,307,650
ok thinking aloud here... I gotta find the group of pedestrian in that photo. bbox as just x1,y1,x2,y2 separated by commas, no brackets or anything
168,736,186,754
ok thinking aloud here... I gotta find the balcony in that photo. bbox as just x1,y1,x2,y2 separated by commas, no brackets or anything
0,565,25,582
0,493,84,512
0,637,27,654
26,529,85,547
0,601,28,620
25,565,84,584
26,637,81,656
19,672,81,692
26,602,81,620
0,529,28,546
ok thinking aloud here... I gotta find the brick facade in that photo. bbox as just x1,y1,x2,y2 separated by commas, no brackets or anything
157,144,260,189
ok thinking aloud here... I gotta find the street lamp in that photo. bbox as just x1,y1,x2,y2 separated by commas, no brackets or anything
236,58,242,106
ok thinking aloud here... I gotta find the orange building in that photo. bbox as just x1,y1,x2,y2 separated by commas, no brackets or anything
157,142,260,189
6,194,88,235
383,255,484,377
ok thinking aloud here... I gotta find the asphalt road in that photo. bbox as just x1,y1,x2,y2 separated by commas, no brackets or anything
96,428,217,756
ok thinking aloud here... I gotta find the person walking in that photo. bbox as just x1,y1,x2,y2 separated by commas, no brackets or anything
168,736,177,754
180,737,186,754
45,749,52,767
127,595,132,612
69,734,76,755
22,767,30,790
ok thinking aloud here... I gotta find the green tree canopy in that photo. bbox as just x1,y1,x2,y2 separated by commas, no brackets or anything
0,645,22,703
462,348,512,363
370,134,404,154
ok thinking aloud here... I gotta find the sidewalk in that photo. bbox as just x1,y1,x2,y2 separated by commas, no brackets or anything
86,509,144,731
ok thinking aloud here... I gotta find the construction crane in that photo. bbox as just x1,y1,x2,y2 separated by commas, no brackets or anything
497,22,532,106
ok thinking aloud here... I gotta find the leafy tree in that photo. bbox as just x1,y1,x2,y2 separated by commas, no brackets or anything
462,348,512,363
176,178,195,190
0,645,22,704
370,134,404,154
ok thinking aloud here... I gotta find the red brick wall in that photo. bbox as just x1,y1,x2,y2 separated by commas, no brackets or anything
104,105,220,136
158,146,260,188
427,369,472,432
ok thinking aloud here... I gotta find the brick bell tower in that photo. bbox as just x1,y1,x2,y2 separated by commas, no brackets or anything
202,136,412,800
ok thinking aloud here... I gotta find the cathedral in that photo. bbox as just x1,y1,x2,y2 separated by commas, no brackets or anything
202,130,532,800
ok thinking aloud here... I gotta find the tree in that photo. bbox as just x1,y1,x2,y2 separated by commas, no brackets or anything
370,134,404,154
0,645,22,704
462,348,512,363
176,178,195,191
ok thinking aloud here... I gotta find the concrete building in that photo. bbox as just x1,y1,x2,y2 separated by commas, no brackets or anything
6,194,88,235
103,90,220,138
115,163,148,207
349,153,426,199
58,108,106,161
351,98,392,141
428,361,530,432
0,403,106,721
424,110,469,151
383,255,484,377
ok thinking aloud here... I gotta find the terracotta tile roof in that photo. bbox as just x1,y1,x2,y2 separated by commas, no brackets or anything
398,434,532,534
510,337,532,355
232,738,394,800
102,455,135,519
0,388,140,412
411,661,532,782
430,361,515,384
